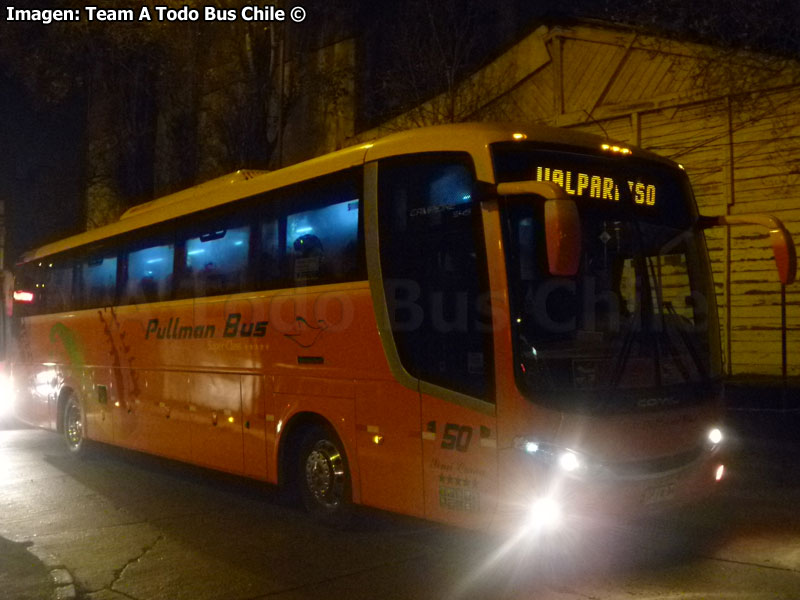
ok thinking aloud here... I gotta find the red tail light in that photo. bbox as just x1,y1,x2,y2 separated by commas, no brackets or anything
13,290,34,303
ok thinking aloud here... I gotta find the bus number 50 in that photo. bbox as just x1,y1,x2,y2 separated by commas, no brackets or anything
441,423,473,452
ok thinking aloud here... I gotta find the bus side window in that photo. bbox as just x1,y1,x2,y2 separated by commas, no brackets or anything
44,259,75,314
79,254,117,308
123,242,174,305
285,197,360,286
179,225,250,298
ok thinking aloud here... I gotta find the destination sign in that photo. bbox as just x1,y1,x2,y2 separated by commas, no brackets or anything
493,143,694,228
534,166,657,207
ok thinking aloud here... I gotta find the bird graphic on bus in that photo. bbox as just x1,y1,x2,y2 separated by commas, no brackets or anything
283,315,328,348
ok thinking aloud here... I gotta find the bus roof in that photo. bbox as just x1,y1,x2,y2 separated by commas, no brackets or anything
19,122,675,263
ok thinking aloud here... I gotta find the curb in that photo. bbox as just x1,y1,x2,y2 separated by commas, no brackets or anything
26,545,77,600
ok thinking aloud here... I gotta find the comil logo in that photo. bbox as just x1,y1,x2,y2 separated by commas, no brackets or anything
636,396,679,409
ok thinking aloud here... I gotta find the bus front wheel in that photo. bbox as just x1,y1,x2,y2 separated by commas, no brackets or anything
298,426,351,524
62,394,87,456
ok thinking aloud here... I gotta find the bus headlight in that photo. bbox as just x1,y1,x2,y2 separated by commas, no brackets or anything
515,437,592,476
558,451,581,472
526,496,562,531
707,427,723,447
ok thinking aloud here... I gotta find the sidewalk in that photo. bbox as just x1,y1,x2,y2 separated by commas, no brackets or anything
0,536,58,600
1,419,76,599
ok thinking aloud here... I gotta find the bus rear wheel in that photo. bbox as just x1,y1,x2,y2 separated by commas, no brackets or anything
298,426,351,524
62,394,87,456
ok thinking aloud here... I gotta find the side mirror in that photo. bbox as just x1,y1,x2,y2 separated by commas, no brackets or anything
544,197,581,276
496,180,581,276
699,214,796,285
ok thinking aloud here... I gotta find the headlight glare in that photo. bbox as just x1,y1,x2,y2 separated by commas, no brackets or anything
514,437,594,476
558,451,580,472
707,427,723,446
524,441,539,454
526,496,562,531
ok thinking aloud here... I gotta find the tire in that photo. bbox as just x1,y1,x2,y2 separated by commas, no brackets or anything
298,426,352,524
62,394,88,456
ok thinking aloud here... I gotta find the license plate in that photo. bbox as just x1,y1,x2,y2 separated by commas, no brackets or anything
643,481,676,505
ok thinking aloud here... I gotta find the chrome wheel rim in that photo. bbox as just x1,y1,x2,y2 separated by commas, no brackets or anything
65,400,83,449
304,440,345,509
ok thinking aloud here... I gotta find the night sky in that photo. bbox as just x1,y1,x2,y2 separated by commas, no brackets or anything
0,70,83,267
2,0,797,269
0,0,595,270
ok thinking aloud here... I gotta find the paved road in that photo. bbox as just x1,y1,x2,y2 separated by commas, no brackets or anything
1,421,799,600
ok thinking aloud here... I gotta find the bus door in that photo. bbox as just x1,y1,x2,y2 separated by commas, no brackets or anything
415,207,498,526
374,154,498,527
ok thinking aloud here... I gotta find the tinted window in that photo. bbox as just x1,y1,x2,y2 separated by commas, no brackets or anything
78,254,117,308
14,258,82,315
378,154,492,400
502,200,721,409
42,258,74,314
254,172,363,289
287,199,360,285
123,242,174,304
15,169,365,313
14,258,75,315
177,224,250,298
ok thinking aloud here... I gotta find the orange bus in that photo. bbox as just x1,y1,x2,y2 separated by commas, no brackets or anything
8,123,796,533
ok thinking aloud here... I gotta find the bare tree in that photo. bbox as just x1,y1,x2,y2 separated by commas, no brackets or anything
363,0,513,129
2,1,299,226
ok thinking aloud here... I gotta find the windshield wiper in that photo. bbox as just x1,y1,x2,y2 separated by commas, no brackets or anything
610,313,636,387
611,221,659,387
664,301,707,379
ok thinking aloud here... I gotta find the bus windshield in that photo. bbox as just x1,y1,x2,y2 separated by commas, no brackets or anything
494,144,722,412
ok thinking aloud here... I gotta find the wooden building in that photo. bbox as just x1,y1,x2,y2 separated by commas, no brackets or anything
357,21,800,380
